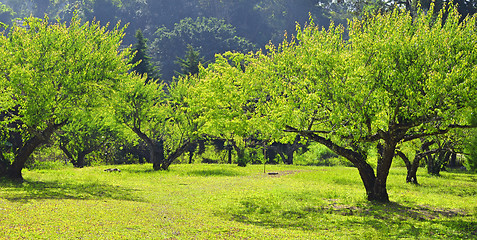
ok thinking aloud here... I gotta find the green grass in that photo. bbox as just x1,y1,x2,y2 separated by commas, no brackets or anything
1,164,476,239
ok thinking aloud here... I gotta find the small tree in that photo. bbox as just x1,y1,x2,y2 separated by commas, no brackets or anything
57,113,118,168
113,74,196,170
175,44,205,76
130,29,159,82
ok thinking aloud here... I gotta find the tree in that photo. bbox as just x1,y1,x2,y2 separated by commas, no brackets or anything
396,140,434,184
130,29,159,82
113,74,196,170
0,3,15,27
57,113,118,168
341,0,477,19
0,15,132,181
175,44,205,76
192,4,477,202
151,17,255,81
83,0,120,25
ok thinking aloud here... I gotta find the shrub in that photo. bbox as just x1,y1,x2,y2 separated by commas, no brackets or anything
295,143,351,166
465,131,477,172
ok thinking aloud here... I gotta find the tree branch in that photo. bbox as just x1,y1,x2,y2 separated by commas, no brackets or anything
402,124,475,142
283,129,331,134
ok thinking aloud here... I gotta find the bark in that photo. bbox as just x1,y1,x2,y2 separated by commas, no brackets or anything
283,150,295,165
187,142,197,164
271,135,303,165
198,140,206,155
0,150,8,176
59,143,76,165
283,135,302,165
161,140,191,170
60,141,104,168
152,139,165,171
75,150,96,168
132,127,164,171
374,140,398,202
276,147,295,165
428,151,451,175
231,142,246,167
449,153,457,168
7,121,67,181
227,148,232,164
408,157,420,184
188,150,194,164
285,126,380,201
396,150,419,184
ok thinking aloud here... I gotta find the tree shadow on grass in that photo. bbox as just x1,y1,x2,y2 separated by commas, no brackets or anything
221,197,476,238
439,171,477,182
0,178,142,202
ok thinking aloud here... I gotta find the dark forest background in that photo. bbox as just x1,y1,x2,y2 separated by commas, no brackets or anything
1,0,475,81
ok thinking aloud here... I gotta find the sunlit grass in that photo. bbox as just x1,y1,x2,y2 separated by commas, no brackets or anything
1,164,476,239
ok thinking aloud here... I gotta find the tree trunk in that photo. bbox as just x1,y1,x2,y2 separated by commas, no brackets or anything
161,140,191,170
407,157,420,184
7,121,66,181
286,126,382,202
0,151,8,176
59,143,76,165
152,139,165,171
75,151,89,168
276,146,295,165
189,150,194,164
227,148,232,164
198,140,205,155
396,150,419,184
373,140,398,202
276,151,287,164
132,127,164,171
60,142,100,168
449,152,457,168
187,142,197,164
231,143,246,167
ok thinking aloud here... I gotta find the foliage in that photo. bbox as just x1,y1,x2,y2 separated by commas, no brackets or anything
192,4,477,202
0,164,476,239
113,73,198,170
151,16,255,81
466,112,477,171
56,112,120,168
466,133,477,172
0,14,132,180
130,29,158,82
340,0,477,18
175,44,205,77
295,142,349,167
0,2,15,26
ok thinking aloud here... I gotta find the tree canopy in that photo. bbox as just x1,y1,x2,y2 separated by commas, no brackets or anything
151,17,255,81
0,15,132,180
191,4,477,202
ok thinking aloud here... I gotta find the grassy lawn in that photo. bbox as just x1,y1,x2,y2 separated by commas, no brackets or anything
1,164,476,239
